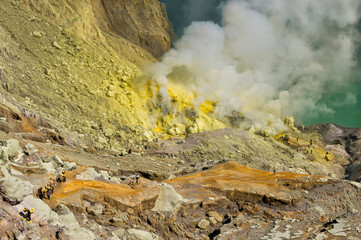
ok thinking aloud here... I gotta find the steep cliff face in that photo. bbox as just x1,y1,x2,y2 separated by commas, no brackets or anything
97,0,176,59
19,0,175,63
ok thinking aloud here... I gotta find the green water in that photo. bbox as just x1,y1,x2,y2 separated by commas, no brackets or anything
302,82,361,128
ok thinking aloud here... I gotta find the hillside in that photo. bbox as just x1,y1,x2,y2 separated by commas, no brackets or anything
0,0,360,239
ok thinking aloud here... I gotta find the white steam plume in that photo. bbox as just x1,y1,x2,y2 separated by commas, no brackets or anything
147,0,360,134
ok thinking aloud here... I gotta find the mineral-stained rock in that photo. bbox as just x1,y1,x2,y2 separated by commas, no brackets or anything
198,219,210,229
208,211,223,223
167,161,330,204
50,168,161,212
209,216,217,225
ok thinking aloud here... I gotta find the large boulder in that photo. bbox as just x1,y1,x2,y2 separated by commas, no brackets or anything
18,195,61,226
55,204,95,240
0,175,34,204
76,167,101,181
0,139,23,163
151,183,183,217
4,139,22,159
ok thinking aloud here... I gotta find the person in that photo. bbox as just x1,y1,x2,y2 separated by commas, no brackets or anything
20,208,34,223
325,152,331,161
135,173,140,184
37,187,43,200
42,187,49,199
57,171,67,182
49,183,55,193
46,184,52,200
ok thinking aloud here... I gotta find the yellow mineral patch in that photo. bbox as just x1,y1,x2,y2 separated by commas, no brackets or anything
196,112,227,132
199,100,215,114
167,83,194,112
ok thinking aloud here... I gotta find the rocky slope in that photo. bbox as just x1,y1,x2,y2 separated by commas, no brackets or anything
0,102,360,239
0,134,360,239
0,0,177,154
0,0,360,239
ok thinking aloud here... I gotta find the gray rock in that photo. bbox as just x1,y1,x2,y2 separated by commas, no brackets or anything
41,162,56,174
6,139,23,158
127,229,162,240
76,167,100,180
55,204,95,240
63,161,77,171
86,202,104,216
151,183,183,217
17,234,26,240
0,175,34,204
0,147,9,163
99,170,111,180
0,139,22,162
19,195,61,226
24,143,38,155
112,229,125,239
111,212,128,223
52,155,64,166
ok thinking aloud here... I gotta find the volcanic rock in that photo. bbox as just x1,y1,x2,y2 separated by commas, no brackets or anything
55,204,96,240
24,143,38,155
151,183,184,217
127,228,162,240
19,195,60,225
0,175,34,204
198,219,210,229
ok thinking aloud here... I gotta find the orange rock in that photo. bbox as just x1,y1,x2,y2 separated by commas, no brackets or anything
166,161,329,204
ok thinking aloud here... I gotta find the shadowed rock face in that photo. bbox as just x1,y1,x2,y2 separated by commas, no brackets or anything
19,0,175,60
99,0,176,59
306,124,361,181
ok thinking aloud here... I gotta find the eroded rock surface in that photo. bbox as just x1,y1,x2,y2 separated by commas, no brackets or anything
0,131,360,239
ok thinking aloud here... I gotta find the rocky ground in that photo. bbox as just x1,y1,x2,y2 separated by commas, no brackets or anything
0,0,361,239
0,98,360,240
